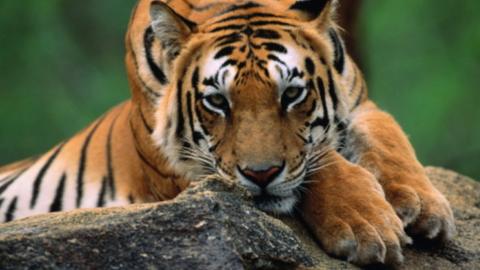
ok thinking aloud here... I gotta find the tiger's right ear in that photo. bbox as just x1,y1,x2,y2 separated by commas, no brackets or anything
149,1,197,61
289,0,337,30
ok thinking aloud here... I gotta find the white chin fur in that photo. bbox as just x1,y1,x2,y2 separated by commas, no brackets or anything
255,196,298,215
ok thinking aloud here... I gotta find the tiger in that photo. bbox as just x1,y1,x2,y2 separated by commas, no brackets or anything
0,0,455,266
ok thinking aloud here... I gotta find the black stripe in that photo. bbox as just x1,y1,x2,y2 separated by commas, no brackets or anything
216,12,280,24
319,77,329,119
0,169,27,196
203,77,217,88
237,61,247,70
267,54,287,67
185,90,206,145
320,57,327,65
222,2,261,13
289,0,328,20
213,71,221,86
192,67,204,101
250,20,294,27
49,173,67,212
176,79,185,139
263,42,287,53
76,117,105,208
139,107,154,134
193,132,205,146
30,144,65,209
310,116,329,129
288,67,304,80
97,177,108,207
311,77,329,129
296,133,309,144
128,194,135,204
256,59,270,77
211,24,244,33
0,198,3,209
5,196,17,222
128,120,172,179
186,91,198,145
193,107,208,137
327,70,338,111
192,67,200,89
128,37,162,100
286,30,299,44
215,33,243,47
135,147,172,179
353,84,366,108
209,140,221,152
243,26,254,37
144,27,168,84
214,46,235,59
0,176,19,196
329,29,345,74
289,162,307,180
106,114,120,200
253,29,281,39
192,68,209,138
305,57,315,75
220,59,237,69
308,147,329,166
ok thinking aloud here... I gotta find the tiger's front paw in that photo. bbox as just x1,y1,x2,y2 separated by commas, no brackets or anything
302,172,411,266
384,174,456,241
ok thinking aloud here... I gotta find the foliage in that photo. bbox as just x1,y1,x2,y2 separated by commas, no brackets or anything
360,0,480,179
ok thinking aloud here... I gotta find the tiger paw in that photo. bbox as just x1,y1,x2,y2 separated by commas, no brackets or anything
301,173,411,266
384,177,456,242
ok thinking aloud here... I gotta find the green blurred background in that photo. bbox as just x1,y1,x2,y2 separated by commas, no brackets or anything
0,1,479,180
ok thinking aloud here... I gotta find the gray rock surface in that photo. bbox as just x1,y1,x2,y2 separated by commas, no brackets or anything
0,180,313,270
0,167,478,269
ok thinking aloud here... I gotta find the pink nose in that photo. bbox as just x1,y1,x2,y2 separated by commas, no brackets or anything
239,165,282,188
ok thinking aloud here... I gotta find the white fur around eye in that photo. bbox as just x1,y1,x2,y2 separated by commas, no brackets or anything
202,87,230,117
202,97,226,117
281,77,307,111
286,87,307,111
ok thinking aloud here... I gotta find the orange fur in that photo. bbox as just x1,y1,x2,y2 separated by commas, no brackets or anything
0,0,455,266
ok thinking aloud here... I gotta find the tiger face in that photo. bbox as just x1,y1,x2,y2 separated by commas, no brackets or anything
150,1,341,213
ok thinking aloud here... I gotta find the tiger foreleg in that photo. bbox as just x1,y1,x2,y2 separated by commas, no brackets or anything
300,150,409,266
346,100,455,241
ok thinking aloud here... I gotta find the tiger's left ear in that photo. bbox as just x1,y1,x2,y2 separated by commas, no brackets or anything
150,1,197,61
289,0,337,29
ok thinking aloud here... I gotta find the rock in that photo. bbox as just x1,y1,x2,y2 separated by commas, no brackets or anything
0,167,478,269
0,179,313,270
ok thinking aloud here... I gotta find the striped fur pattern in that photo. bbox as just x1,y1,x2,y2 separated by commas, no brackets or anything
0,0,455,266
0,0,364,222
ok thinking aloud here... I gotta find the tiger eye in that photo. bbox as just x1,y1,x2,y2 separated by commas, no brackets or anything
209,94,227,107
284,87,302,99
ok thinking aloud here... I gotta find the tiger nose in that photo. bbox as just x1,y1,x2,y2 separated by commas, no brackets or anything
239,163,284,188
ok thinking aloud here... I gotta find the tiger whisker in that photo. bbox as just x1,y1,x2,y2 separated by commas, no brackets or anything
306,161,340,177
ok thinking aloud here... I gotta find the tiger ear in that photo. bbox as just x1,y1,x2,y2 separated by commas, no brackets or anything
289,0,337,28
149,1,197,61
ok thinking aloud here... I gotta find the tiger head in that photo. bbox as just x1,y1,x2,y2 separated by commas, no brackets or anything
126,0,348,213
